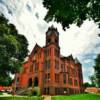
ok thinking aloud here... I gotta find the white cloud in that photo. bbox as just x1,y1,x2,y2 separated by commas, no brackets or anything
0,0,100,82
83,59,93,64
82,66,94,82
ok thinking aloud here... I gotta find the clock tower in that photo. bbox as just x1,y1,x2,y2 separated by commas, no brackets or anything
46,25,59,47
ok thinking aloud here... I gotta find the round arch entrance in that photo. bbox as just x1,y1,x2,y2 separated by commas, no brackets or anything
28,78,32,87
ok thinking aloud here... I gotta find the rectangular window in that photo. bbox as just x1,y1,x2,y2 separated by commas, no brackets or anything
50,48,51,56
44,60,47,70
44,60,50,70
61,64,63,71
44,73,50,83
44,74,47,83
55,60,59,69
34,61,38,72
75,70,77,77
48,60,50,69
55,88,60,95
55,74,59,83
61,64,66,72
63,73,66,84
67,66,70,73
30,65,33,72
38,52,41,58
44,48,51,57
44,49,47,57
72,69,74,77
48,73,50,81
74,79,78,86
68,78,72,85
55,49,59,57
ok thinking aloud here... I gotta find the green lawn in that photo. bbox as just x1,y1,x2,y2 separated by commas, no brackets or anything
52,94,100,100
0,96,43,100
0,94,100,100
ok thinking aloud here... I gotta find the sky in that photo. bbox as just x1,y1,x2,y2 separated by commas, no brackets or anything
0,0,100,82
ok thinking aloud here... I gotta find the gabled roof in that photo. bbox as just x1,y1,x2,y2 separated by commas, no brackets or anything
67,54,73,59
30,43,42,56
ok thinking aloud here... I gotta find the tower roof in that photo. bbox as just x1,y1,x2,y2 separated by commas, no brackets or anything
75,58,80,64
46,25,59,36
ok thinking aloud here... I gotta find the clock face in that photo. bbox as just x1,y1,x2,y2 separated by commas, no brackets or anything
47,31,51,35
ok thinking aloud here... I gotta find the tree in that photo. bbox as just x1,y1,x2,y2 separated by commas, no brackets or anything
83,82,92,89
43,0,100,30
0,76,12,86
0,14,28,86
93,54,100,88
89,75,96,87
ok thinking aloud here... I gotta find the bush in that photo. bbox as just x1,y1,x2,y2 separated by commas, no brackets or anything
31,87,41,96
0,91,3,95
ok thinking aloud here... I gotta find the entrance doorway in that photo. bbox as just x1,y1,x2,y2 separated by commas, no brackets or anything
34,77,38,87
28,78,32,87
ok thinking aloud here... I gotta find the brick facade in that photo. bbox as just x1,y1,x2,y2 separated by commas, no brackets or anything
14,26,83,95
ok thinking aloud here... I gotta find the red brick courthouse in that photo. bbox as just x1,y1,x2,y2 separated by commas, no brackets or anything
14,26,83,95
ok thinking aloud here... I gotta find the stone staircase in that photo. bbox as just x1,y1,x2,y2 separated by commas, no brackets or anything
16,87,32,95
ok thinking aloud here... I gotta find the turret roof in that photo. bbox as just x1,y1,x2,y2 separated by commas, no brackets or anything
46,25,59,36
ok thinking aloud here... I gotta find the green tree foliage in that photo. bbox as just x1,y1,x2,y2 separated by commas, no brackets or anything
89,75,96,87
0,14,28,86
83,82,93,89
93,54,100,88
0,76,12,86
43,0,100,30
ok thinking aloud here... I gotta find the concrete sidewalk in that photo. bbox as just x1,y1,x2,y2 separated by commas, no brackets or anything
44,96,51,100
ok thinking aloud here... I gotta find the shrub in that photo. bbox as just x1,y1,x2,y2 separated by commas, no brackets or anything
31,87,41,96
0,91,3,95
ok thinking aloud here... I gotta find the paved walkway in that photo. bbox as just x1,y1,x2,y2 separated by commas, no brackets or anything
44,96,51,100
0,93,12,97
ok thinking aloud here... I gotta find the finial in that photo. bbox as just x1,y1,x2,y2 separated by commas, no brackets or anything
51,25,54,28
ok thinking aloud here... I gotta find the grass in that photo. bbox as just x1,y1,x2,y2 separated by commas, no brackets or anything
0,92,3,95
0,93,100,100
52,93,100,100
0,96,43,100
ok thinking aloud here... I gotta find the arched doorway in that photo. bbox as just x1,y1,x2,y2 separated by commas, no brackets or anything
34,77,38,87
28,78,32,87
